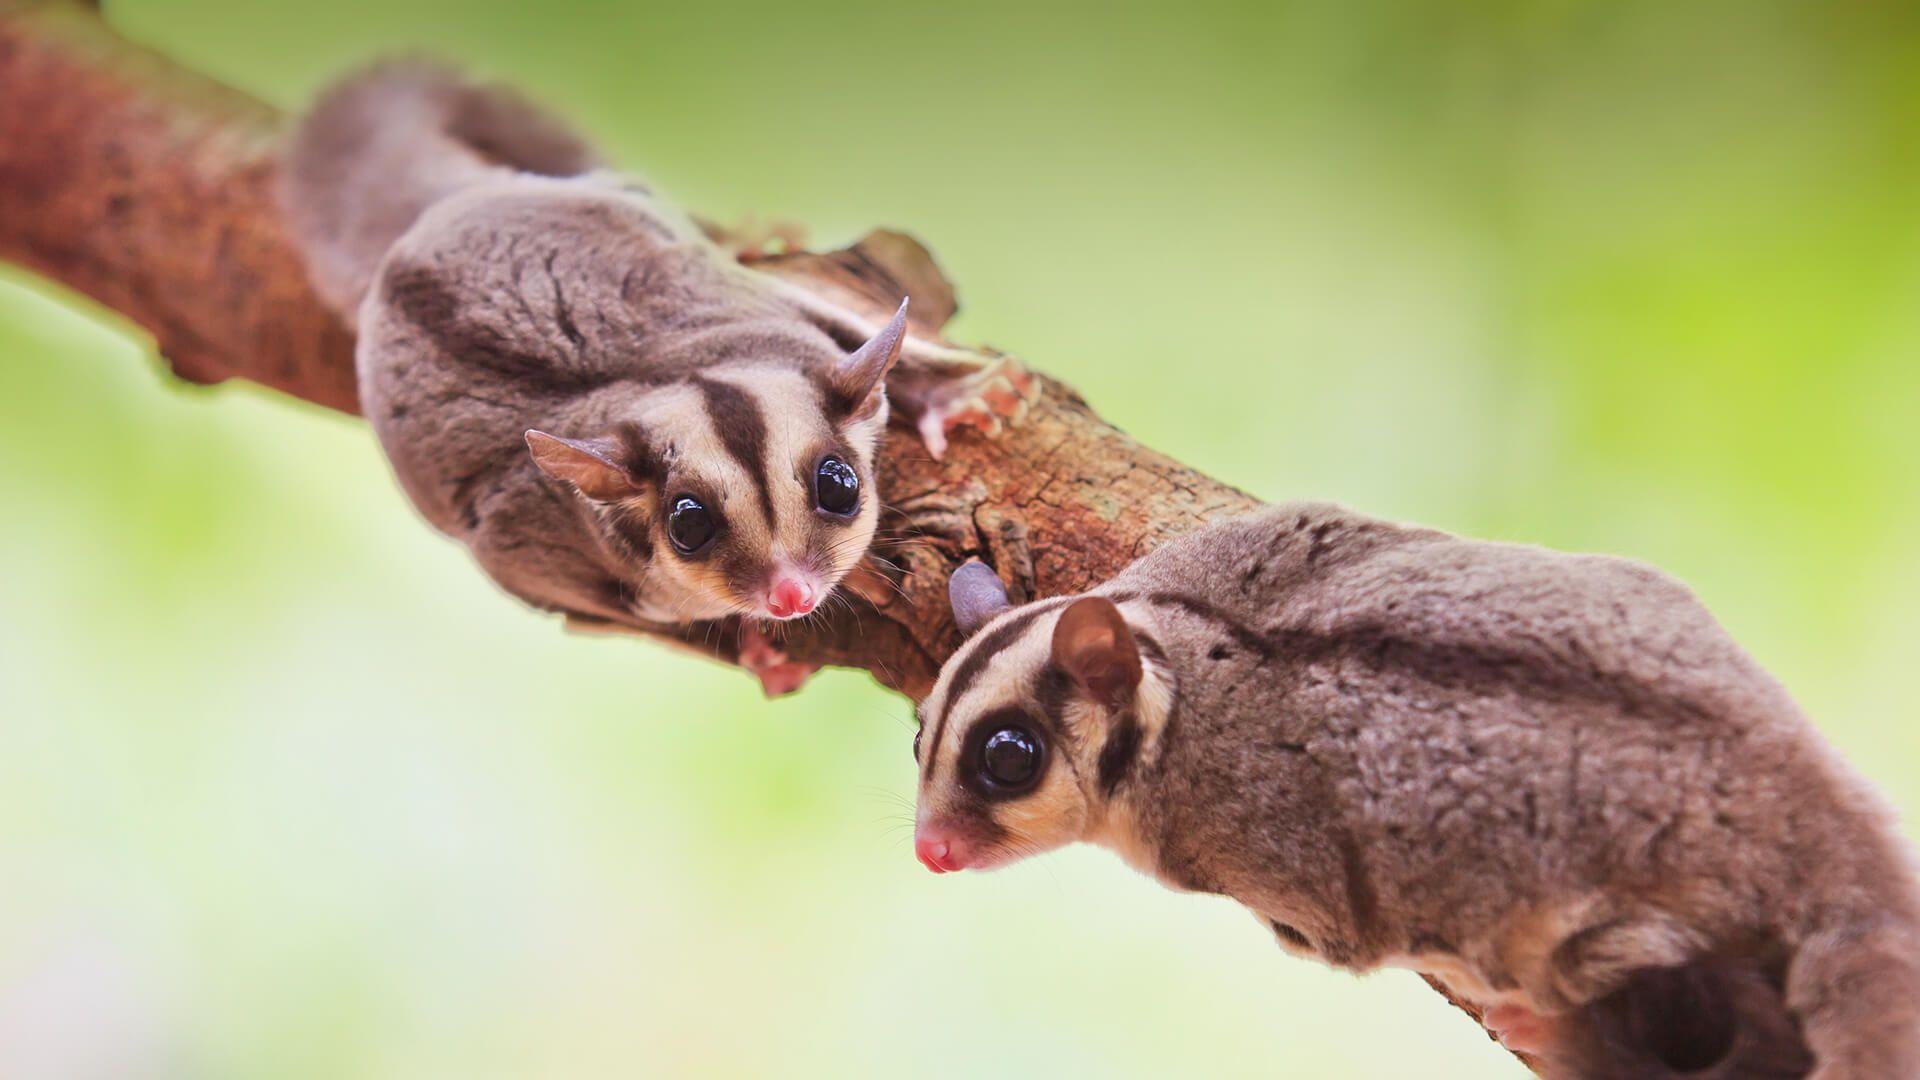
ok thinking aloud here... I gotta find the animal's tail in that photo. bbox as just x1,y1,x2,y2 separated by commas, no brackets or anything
279,60,599,320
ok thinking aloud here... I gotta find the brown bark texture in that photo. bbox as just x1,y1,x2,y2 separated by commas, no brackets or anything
0,1,1527,1068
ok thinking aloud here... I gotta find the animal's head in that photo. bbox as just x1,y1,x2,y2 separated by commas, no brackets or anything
911,562,1174,874
527,300,908,624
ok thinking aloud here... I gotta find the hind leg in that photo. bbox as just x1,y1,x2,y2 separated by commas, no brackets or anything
1491,910,1703,1075
1786,918,1920,1079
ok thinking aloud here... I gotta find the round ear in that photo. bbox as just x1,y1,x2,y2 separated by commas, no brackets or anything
1050,597,1142,710
829,297,909,421
949,559,1012,637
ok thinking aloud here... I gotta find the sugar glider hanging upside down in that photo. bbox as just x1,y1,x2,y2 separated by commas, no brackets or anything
281,63,1033,694
914,503,1920,1078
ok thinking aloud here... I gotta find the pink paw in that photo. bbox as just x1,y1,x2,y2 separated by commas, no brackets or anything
750,659,817,698
1484,1003,1559,1056
738,623,819,699
909,356,1039,460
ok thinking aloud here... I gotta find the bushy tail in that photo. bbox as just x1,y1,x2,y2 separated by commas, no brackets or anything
1560,957,1813,1079
279,60,600,319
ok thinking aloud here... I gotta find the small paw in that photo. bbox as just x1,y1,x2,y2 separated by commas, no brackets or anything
738,622,819,699
1484,1003,1559,1057
901,355,1039,460
750,658,817,698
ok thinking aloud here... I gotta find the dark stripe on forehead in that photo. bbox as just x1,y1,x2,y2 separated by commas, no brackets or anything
693,376,775,526
1033,665,1074,722
921,596,1074,779
609,420,663,480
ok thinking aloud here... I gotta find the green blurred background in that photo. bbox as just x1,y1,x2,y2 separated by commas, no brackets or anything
4,1,1919,1076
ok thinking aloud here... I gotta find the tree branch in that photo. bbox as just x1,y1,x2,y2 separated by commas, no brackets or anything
0,1,1530,1069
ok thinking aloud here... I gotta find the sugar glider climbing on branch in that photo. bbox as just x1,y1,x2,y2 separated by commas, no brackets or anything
916,504,1920,1078
280,62,1033,694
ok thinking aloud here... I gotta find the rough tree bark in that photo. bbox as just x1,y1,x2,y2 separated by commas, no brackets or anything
0,0,1531,1070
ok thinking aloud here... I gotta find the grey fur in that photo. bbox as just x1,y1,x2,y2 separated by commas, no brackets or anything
283,60,601,319
916,502,1920,1079
280,63,917,632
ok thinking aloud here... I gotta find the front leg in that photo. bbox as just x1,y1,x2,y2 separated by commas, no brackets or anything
737,620,819,699
1484,1002,1563,1058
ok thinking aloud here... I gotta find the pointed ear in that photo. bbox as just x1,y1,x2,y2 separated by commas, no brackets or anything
525,430,646,501
949,559,1013,637
1051,597,1143,711
829,298,908,421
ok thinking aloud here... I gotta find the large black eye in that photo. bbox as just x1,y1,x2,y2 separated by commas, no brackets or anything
666,495,717,555
979,726,1042,790
814,456,860,516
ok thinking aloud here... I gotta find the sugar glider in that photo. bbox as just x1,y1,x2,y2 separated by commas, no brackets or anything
915,503,1920,1078
281,62,1030,693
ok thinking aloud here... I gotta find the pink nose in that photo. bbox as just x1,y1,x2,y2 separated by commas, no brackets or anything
766,578,815,618
915,833,962,874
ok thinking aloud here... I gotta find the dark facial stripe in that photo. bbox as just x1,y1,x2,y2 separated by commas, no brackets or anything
934,599,1165,791
693,377,775,527
921,597,1074,780
1083,631,1164,795
1032,665,1074,721
1096,713,1141,795
609,420,662,480
608,506,656,562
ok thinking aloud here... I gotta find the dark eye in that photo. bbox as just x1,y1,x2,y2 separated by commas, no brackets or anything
666,495,717,555
913,728,923,761
979,726,1042,790
814,456,860,516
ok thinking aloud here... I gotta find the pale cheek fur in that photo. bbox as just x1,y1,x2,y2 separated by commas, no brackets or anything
991,776,1089,859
